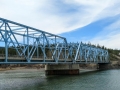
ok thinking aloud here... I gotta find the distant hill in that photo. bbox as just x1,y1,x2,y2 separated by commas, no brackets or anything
108,49,120,61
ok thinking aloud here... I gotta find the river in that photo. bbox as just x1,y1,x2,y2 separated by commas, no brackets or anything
0,68,120,90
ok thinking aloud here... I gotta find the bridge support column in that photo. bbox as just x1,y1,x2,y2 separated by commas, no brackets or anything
98,63,110,70
45,64,79,75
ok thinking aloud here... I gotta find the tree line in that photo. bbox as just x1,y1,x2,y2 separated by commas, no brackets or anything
0,43,120,61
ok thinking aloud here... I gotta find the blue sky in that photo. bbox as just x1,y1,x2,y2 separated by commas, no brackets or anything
61,14,120,42
0,0,120,49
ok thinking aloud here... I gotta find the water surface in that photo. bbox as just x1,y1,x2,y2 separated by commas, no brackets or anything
0,69,120,90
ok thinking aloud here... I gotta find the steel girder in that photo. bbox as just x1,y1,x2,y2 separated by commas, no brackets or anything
0,18,109,64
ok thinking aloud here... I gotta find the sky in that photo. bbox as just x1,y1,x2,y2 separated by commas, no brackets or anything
0,0,120,49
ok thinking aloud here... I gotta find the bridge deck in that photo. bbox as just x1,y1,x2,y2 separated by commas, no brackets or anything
0,56,109,64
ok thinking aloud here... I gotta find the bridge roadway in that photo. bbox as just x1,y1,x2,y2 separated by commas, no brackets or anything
0,55,108,64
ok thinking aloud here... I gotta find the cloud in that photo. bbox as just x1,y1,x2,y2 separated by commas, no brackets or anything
61,14,120,42
91,33,120,49
91,19,120,49
0,0,117,34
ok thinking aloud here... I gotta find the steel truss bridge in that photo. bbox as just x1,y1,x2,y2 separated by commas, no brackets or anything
0,18,109,64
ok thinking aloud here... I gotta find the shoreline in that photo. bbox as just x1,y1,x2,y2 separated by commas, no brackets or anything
0,60,120,72
0,66,97,73
0,66,45,71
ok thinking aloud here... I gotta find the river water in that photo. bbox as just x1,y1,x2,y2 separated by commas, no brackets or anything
0,69,120,90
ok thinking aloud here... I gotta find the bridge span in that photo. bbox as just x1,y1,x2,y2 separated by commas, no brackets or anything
0,18,109,75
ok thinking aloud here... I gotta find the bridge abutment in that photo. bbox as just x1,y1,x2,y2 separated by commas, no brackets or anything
45,64,79,75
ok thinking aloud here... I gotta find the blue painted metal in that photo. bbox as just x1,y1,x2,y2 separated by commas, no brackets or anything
0,18,109,64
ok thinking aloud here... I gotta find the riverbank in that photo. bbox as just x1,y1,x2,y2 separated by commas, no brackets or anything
0,66,97,75
0,61,120,72
79,61,120,69
0,64,45,71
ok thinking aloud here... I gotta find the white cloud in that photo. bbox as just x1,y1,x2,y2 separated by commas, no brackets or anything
91,33,120,49
0,0,119,34
90,20,120,49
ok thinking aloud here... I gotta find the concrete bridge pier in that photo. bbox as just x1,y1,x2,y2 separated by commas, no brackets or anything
98,63,110,70
45,64,79,75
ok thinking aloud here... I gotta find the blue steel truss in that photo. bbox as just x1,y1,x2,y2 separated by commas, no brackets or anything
0,18,109,64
